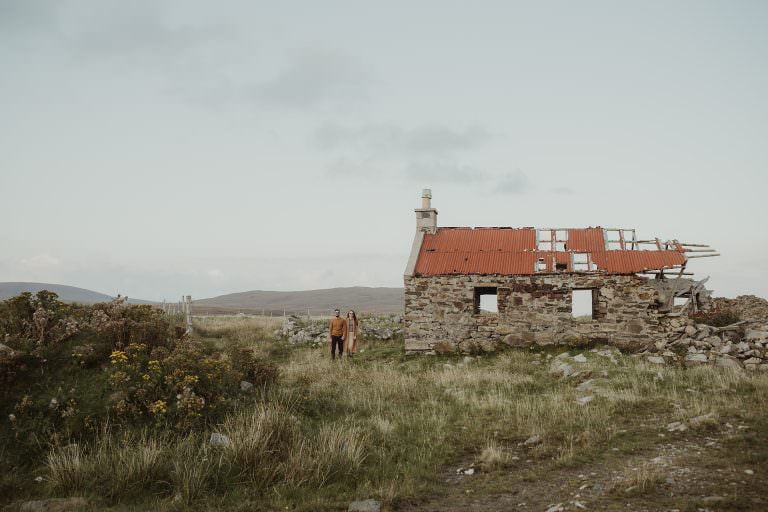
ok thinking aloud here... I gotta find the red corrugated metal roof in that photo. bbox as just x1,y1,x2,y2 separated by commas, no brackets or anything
420,227,536,252
566,228,605,252
414,227,688,276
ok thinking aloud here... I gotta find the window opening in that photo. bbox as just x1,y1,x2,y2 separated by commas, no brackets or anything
572,252,589,271
572,289,595,319
474,287,498,314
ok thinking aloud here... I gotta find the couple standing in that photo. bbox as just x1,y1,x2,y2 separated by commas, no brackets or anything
328,308,359,359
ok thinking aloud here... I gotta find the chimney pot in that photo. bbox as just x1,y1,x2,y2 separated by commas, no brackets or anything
421,189,432,209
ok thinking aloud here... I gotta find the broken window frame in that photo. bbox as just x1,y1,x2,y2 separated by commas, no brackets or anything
571,252,598,272
536,229,568,251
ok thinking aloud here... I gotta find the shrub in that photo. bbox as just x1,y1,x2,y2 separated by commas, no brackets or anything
107,340,241,428
0,291,85,349
90,299,173,350
229,347,279,390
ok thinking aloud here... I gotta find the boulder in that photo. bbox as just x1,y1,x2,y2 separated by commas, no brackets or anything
690,413,716,426
240,381,254,392
719,344,734,354
209,433,230,447
348,499,381,512
745,330,768,342
704,335,722,346
684,325,697,336
549,361,575,378
573,354,587,363
667,421,687,432
19,498,88,512
715,356,742,370
503,334,533,348
646,356,666,365
576,395,594,406
523,434,542,446
684,353,708,366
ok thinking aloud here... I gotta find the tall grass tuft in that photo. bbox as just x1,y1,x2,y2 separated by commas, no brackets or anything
219,403,299,486
47,430,168,499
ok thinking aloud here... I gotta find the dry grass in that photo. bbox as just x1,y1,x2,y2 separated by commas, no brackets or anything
193,315,283,345
47,430,167,499
608,463,666,496
40,316,768,509
478,439,509,471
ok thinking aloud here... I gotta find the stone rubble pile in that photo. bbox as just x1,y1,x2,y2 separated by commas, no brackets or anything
642,295,768,370
712,295,768,322
280,314,403,345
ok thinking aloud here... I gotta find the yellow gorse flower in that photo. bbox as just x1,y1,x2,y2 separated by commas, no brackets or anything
109,351,128,364
148,400,167,415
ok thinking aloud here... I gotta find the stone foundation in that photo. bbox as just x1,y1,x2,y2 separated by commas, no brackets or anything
404,273,684,354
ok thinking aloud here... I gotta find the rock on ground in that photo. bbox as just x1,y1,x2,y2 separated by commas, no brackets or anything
348,499,381,512
18,498,88,512
209,433,230,447
524,435,542,446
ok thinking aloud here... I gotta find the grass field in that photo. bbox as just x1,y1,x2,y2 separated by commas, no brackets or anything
4,316,768,511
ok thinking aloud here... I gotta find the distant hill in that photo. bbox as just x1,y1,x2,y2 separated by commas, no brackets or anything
194,287,404,315
0,282,153,304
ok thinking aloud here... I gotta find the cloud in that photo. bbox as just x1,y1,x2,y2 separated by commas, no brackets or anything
550,186,574,194
207,269,223,278
0,1,59,35
315,122,491,156
316,121,493,184
255,49,371,110
325,157,384,177
406,161,487,184
495,170,531,194
20,254,61,268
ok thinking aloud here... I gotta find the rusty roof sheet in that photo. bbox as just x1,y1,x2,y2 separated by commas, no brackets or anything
420,227,536,252
566,228,605,252
414,227,688,276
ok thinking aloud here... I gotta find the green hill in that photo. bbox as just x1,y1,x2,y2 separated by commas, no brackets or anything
194,286,404,315
0,282,153,304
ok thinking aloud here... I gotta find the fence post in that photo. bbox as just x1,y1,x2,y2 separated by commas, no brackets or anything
185,295,193,334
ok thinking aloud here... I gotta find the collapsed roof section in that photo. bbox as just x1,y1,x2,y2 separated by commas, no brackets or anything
413,226,719,276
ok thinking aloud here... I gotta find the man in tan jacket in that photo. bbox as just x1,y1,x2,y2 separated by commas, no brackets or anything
328,308,348,360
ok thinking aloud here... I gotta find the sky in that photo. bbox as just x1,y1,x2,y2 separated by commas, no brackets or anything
1,0,766,301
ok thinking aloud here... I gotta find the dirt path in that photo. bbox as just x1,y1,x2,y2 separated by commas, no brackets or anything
397,422,768,512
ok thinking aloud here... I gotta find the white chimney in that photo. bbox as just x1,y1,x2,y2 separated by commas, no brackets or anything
415,188,437,234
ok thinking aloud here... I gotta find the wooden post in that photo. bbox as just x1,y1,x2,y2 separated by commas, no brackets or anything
185,295,193,334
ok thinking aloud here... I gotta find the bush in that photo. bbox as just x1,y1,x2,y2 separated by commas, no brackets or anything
0,291,85,350
229,347,279,390
107,340,238,428
90,299,173,350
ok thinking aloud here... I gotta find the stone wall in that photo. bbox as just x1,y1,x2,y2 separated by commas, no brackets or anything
404,273,677,354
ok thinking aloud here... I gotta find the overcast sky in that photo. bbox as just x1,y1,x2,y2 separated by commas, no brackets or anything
1,0,766,301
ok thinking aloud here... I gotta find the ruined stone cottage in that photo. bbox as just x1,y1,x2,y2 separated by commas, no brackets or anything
403,190,719,354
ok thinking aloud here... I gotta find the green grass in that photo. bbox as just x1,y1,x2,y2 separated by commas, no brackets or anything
2,319,768,510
